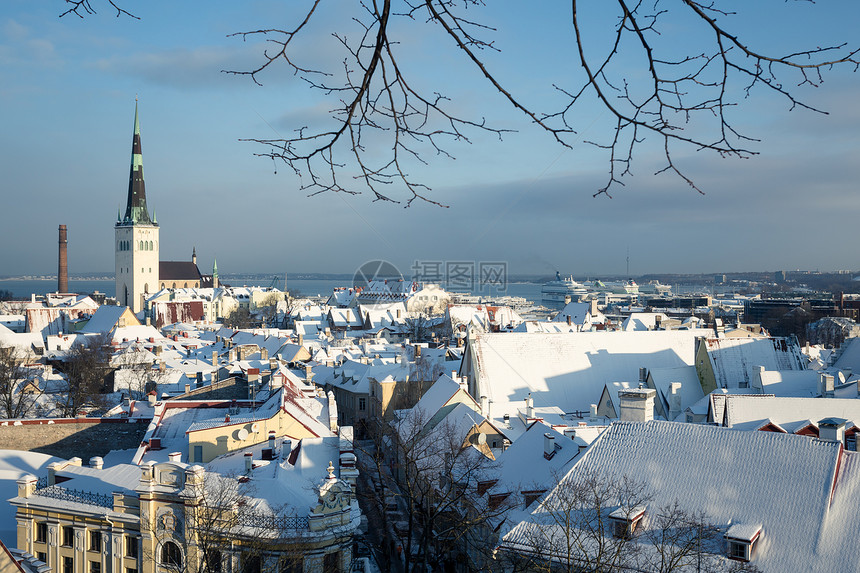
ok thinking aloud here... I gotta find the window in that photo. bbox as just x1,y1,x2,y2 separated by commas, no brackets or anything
63,557,74,573
35,522,47,543
609,507,646,539
125,536,138,559
90,561,101,573
280,557,303,573
90,531,102,552
161,542,182,568
36,552,46,564
358,397,366,411
62,526,74,547
728,541,747,560
323,552,340,573
241,554,261,573
204,550,222,573
126,568,138,573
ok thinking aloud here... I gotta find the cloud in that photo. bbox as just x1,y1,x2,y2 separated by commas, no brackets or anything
90,43,265,89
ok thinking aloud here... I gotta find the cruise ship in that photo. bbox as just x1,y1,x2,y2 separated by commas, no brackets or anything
541,272,589,309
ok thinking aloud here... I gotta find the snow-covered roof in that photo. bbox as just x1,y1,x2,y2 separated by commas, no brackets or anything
703,336,806,389
722,395,860,431
551,302,604,326
648,366,704,417
757,370,821,397
501,420,859,572
469,330,711,416
621,312,669,331
489,424,583,497
81,306,135,334
834,337,860,372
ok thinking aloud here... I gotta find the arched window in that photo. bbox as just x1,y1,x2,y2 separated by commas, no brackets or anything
149,241,154,250
161,541,182,568
184,283,188,288
139,241,143,251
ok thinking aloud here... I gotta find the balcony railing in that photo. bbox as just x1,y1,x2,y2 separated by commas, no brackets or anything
236,511,309,531
34,484,113,509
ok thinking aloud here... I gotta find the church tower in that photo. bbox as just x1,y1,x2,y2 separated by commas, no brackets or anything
115,101,159,313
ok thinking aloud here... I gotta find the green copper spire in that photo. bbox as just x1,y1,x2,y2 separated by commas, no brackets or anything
121,100,155,225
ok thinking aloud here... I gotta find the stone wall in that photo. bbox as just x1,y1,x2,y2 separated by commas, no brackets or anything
0,419,149,461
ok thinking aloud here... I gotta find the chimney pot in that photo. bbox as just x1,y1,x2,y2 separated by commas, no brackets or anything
89,456,103,469
543,433,556,459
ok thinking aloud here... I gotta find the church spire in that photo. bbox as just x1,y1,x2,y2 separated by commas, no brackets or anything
122,100,154,225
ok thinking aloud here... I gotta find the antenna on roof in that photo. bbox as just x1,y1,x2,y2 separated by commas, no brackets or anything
626,246,630,279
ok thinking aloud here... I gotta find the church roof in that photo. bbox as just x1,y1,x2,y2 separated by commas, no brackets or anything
119,101,155,226
159,261,202,281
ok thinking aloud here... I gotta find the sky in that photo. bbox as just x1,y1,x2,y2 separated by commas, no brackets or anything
1,1,859,279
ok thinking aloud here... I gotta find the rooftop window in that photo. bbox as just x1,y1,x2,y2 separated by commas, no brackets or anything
725,523,762,562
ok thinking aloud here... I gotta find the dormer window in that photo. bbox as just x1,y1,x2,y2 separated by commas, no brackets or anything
725,523,762,562
609,505,646,539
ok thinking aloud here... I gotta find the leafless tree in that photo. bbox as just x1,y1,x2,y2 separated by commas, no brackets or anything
56,333,112,417
500,469,761,573
224,1,858,204
0,345,41,418
142,471,310,573
113,343,171,400
61,2,859,205
361,407,514,572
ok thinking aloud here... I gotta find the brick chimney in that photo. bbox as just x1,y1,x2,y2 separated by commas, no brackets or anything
58,224,68,293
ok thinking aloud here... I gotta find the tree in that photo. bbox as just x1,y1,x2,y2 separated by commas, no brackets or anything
0,345,41,418
62,2,858,205
141,470,310,573
223,307,255,330
361,406,513,572
112,343,170,400
499,469,761,573
57,333,112,417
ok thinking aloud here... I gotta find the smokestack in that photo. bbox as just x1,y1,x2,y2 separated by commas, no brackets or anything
58,225,68,293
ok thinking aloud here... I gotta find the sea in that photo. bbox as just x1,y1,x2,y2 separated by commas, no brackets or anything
0,277,548,306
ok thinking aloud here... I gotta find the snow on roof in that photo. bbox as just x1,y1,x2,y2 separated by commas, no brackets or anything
758,370,820,397
51,463,141,495
0,450,65,545
111,325,162,344
551,302,603,326
704,336,806,389
621,312,668,331
648,366,704,415
412,375,472,419
834,337,860,372
511,321,578,333
81,306,134,334
489,424,583,496
470,330,710,415
723,396,860,431
504,420,854,572
206,436,342,512
0,323,43,352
